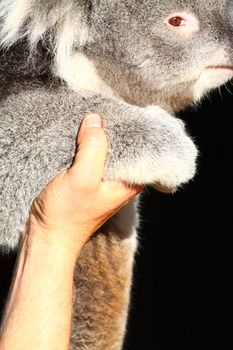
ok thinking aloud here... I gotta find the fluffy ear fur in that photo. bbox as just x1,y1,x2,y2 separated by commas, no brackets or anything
0,0,91,50
0,0,94,91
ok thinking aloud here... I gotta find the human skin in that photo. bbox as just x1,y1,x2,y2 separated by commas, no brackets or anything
0,114,141,350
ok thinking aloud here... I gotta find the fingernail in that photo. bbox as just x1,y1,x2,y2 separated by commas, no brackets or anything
83,114,102,128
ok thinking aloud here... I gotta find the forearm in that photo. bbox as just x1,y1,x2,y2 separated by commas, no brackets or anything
0,228,79,350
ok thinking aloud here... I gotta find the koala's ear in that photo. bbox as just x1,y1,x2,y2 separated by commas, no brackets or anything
0,0,92,49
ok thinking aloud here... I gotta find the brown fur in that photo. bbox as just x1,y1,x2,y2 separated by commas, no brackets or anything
71,207,137,349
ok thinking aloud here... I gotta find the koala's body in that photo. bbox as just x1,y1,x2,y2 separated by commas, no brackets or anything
0,1,233,349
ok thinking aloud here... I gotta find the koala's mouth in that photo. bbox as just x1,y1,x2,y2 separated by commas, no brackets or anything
207,65,233,70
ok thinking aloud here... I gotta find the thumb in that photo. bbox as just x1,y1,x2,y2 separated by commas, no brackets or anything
69,114,108,188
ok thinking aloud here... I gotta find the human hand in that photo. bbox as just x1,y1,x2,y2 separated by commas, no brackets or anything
28,114,142,255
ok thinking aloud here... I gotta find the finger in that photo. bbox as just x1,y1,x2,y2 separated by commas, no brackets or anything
68,114,108,188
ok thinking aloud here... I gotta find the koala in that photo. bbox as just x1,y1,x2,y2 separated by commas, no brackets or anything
0,1,233,349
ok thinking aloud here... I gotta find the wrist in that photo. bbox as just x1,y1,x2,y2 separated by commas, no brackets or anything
24,222,83,265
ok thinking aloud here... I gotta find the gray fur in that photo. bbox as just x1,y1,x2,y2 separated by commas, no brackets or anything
0,86,196,248
0,1,233,349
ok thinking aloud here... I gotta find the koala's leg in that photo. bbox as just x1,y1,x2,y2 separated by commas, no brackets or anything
70,200,138,350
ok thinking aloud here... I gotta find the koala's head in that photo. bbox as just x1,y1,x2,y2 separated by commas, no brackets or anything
84,0,233,112
1,0,233,112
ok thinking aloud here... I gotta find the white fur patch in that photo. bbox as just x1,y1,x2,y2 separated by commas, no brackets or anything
0,0,31,45
0,0,90,49
0,0,113,96
53,10,113,95
55,52,114,95
193,68,233,101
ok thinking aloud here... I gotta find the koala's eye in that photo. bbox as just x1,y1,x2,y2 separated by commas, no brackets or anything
169,17,184,27
165,12,199,37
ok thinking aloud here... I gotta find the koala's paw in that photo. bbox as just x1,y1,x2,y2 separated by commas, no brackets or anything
105,106,198,192
146,106,198,192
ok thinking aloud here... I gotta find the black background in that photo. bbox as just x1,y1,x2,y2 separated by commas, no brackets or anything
0,86,231,348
